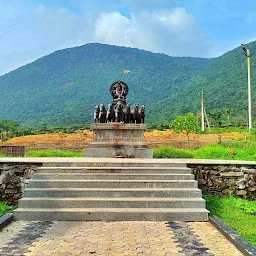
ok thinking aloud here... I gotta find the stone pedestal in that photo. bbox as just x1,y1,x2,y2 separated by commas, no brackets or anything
84,123,152,158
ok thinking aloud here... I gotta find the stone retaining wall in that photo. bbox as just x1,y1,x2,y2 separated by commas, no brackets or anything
0,163,41,205
188,165,256,200
0,162,255,205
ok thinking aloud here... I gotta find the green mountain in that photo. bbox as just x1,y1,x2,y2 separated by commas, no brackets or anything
0,42,255,127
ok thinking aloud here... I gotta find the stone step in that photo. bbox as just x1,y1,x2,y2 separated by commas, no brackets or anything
36,166,192,174
14,208,209,221
24,188,202,198
32,173,194,180
27,180,198,189
19,197,206,209
42,162,187,168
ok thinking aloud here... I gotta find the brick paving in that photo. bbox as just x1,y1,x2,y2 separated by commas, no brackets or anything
0,221,244,256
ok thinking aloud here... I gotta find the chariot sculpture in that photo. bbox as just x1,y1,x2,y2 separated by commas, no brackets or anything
94,80,145,124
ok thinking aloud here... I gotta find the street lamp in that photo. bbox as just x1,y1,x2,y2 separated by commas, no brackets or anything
241,44,254,130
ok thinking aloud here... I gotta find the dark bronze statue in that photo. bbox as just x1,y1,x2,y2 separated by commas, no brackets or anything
99,104,107,123
139,104,145,124
123,104,131,123
94,80,145,123
110,80,129,105
131,104,140,123
106,103,114,123
114,101,124,122
94,105,100,123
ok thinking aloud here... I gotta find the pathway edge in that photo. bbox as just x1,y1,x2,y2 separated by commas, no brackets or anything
0,213,13,230
209,215,256,256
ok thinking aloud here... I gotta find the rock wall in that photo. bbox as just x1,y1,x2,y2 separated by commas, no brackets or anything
1,162,256,205
189,165,256,200
0,163,41,205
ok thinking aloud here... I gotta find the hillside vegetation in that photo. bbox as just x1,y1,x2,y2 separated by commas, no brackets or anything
0,42,255,126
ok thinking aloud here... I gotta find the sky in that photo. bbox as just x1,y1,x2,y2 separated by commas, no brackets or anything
0,0,256,75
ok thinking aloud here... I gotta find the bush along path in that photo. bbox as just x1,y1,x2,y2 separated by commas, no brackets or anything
153,142,256,161
0,202,16,217
204,195,256,248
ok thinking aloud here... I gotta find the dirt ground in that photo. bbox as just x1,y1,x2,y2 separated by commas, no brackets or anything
0,130,246,150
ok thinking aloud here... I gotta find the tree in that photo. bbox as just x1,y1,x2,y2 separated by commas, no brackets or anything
0,120,19,132
169,112,200,140
209,110,222,127
225,108,231,120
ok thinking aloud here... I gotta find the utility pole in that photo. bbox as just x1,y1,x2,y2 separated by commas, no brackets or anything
200,90,205,132
204,108,211,131
247,49,252,130
241,44,253,131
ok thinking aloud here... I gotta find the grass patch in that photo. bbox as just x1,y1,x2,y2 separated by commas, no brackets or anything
153,142,256,160
25,149,83,157
153,146,193,158
0,202,17,217
204,195,256,247
202,127,248,134
194,142,256,161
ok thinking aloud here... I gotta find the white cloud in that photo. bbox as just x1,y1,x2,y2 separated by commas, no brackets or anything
95,12,136,45
155,8,194,32
0,3,214,75
94,8,213,57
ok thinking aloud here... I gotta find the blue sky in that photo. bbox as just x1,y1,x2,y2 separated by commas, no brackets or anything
0,0,256,75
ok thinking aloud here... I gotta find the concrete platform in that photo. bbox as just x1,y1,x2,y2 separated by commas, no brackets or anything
23,188,203,198
84,147,153,158
27,180,198,188
85,123,153,158
14,208,209,221
36,166,192,173
31,173,195,180
18,197,206,208
14,159,209,221
1,157,256,166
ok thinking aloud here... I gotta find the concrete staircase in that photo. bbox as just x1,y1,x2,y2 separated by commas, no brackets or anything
14,160,208,221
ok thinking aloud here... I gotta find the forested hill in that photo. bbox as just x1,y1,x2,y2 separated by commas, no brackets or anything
0,41,255,127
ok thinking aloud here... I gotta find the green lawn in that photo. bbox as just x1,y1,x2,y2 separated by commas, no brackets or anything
0,141,254,160
0,202,16,217
26,142,256,160
153,142,256,161
204,195,256,247
25,149,83,157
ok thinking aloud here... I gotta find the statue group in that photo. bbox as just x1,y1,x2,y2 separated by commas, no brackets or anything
94,80,145,124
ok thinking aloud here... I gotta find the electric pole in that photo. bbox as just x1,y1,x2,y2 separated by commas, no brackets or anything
200,90,205,132
241,44,253,131
247,49,252,130
204,108,211,131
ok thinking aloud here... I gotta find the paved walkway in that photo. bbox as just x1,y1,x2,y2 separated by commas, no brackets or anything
1,157,256,166
0,221,243,256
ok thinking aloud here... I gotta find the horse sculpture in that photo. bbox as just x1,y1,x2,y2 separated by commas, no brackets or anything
94,81,146,124
139,104,145,124
106,103,114,123
99,104,107,123
94,104,100,123
123,104,131,123
131,104,140,123
114,101,124,122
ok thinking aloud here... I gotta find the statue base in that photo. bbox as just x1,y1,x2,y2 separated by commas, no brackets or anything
84,123,152,158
